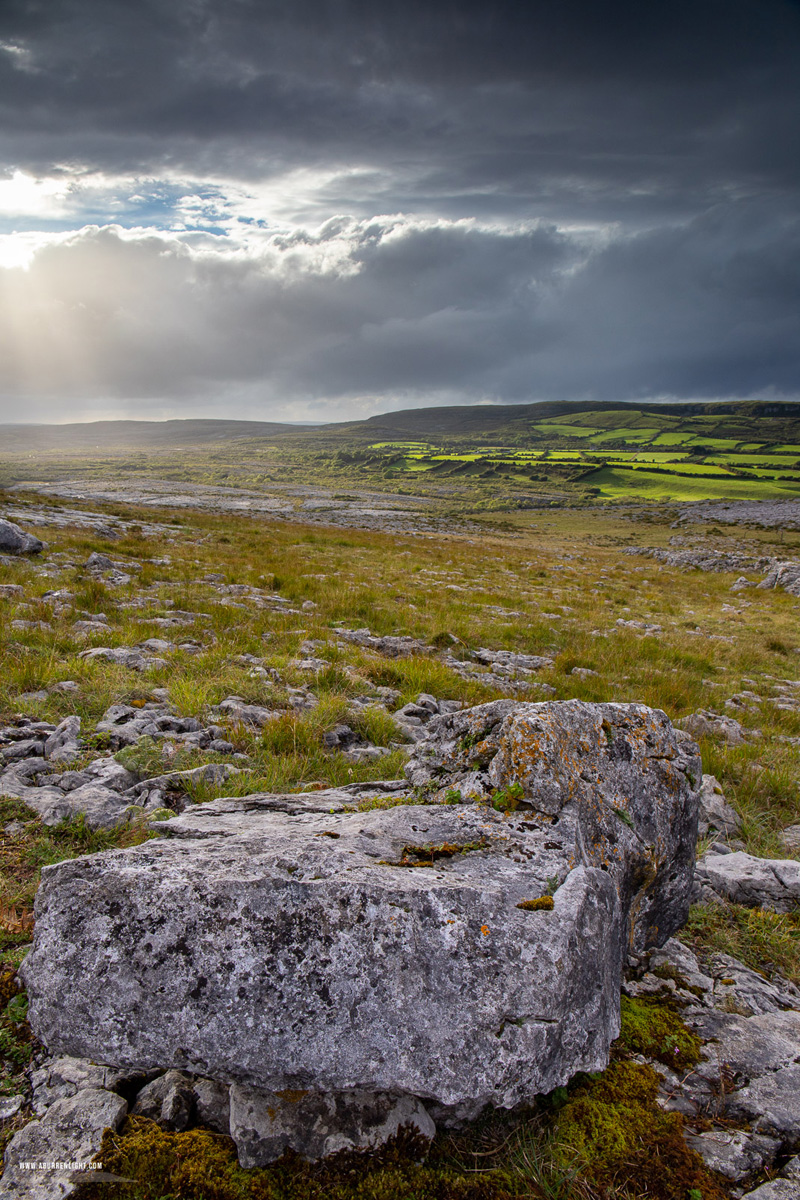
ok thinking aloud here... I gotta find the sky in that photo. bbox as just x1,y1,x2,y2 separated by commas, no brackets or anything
0,0,798,425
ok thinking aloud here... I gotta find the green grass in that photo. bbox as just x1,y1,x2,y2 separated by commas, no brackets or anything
680,904,800,984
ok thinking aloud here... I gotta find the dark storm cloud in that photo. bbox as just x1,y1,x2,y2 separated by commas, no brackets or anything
1,0,798,219
0,0,798,417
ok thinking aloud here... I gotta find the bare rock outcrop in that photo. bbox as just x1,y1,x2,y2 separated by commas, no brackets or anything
21,699,700,1164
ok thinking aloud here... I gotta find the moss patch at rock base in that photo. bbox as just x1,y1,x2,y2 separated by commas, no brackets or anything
553,1061,726,1200
76,1117,515,1200
618,995,702,1071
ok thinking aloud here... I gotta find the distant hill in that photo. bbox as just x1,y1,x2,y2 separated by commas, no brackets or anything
0,418,308,452
2,400,800,452
352,399,800,439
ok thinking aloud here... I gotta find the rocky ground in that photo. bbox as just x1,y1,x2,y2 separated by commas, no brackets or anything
674,500,800,531
0,500,799,1199
6,478,464,536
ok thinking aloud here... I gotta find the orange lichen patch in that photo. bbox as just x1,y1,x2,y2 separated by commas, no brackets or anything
274,1089,309,1104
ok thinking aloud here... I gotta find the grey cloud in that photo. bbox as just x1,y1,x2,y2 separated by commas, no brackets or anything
0,0,797,416
0,204,797,421
0,0,797,226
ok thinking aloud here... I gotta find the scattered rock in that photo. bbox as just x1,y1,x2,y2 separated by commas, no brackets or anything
0,1096,23,1120
85,551,114,571
780,824,800,853
472,648,554,673
216,697,279,727
44,716,82,764
0,518,43,556
741,1180,800,1199
694,850,800,913
684,1129,780,1184
334,627,431,657
727,1063,800,1142
79,646,167,672
132,1069,195,1131
626,546,774,573
30,1055,138,1115
757,561,800,598
676,709,749,745
697,773,741,838
193,1077,231,1135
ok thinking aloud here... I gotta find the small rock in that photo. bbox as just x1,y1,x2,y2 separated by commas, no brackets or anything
757,561,800,598
44,716,81,764
740,1179,800,1199
685,1129,780,1183
694,851,800,913
783,1156,800,1182
698,773,741,838
217,698,278,728
677,710,748,746
31,1055,135,1115
0,1095,23,1120
84,758,137,792
0,518,43,556
193,1077,230,1134
85,552,114,571
132,1070,195,1131
228,1084,435,1166
726,1063,800,1141
779,825,800,853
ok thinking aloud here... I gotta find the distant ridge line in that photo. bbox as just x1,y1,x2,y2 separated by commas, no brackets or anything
1,398,799,450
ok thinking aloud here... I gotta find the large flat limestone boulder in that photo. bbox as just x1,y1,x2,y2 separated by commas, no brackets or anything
22,701,700,1139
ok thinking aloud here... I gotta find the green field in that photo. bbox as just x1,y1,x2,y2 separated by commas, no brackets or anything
588,466,800,501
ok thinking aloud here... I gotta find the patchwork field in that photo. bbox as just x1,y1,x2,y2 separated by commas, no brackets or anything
4,400,800,514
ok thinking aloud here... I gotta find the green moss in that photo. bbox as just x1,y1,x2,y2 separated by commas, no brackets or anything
516,897,554,911
554,1061,726,1200
0,971,32,1071
618,996,701,1071
77,1116,515,1200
